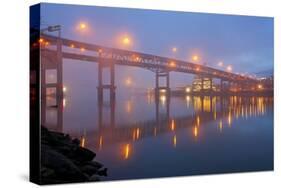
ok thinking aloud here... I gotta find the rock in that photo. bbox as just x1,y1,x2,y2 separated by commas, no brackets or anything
41,144,88,182
72,147,96,162
40,126,106,184
83,161,103,169
72,138,80,145
97,168,108,176
80,164,99,176
41,167,55,178
89,175,100,181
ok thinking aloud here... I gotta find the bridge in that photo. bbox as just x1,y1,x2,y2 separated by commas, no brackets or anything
37,33,260,106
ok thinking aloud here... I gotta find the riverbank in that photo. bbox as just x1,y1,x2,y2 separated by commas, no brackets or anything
40,126,107,184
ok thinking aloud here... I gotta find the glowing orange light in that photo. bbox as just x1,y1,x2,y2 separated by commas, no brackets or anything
196,116,200,126
193,126,198,137
219,120,223,132
136,128,140,139
38,38,44,43
172,47,177,52
99,136,103,150
79,22,87,29
171,119,176,131
173,135,177,147
257,84,263,89
80,47,85,52
169,61,176,67
122,37,130,45
228,112,232,126
45,41,50,46
192,55,199,62
80,136,85,148
160,95,166,105
196,67,200,71
70,44,75,48
124,144,130,159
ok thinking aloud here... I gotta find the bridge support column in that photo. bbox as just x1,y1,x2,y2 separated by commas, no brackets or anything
97,57,116,104
210,77,213,92
155,70,170,96
97,56,116,128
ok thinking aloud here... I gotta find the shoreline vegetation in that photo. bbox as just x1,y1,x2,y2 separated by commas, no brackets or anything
41,126,107,184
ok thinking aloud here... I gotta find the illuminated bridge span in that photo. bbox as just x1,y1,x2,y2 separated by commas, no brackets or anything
40,34,259,105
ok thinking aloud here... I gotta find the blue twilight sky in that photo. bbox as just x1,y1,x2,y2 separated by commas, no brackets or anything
38,3,273,89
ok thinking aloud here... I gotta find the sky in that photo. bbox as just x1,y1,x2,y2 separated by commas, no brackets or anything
35,3,274,90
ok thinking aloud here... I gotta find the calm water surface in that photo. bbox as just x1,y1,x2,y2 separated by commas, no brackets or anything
44,91,273,181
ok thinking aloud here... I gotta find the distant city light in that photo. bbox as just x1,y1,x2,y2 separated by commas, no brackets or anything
185,87,191,93
63,86,67,92
172,47,177,52
160,89,166,93
218,61,224,67
257,84,263,89
80,47,85,52
226,65,232,72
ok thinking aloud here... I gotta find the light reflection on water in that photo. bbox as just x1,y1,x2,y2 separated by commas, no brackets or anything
43,93,273,180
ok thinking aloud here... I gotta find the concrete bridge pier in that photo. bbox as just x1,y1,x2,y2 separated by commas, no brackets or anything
155,70,170,97
97,57,116,104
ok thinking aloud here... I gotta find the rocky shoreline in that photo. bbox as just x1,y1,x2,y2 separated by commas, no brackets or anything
41,126,107,184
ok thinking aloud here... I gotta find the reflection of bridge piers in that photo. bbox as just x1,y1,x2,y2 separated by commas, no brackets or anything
154,69,171,125
96,51,116,130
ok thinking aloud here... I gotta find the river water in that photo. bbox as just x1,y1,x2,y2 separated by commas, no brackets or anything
44,91,273,181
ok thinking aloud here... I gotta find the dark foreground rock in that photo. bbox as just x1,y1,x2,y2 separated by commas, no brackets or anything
40,126,107,184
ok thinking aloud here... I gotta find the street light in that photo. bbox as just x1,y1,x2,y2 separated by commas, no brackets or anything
77,22,88,31
192,55,199,62
122,36,131,45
